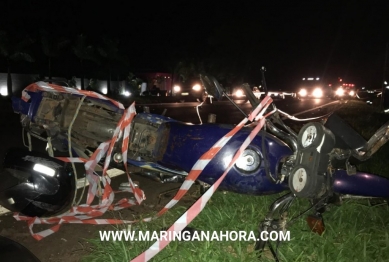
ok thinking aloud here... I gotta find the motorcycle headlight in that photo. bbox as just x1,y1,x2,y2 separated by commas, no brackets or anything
235,148,261,173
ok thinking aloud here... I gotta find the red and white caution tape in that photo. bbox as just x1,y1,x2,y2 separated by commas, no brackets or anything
22,81,125,109
130,96,273,261
16,81,275,261
154,96,273,218
15,82,145,240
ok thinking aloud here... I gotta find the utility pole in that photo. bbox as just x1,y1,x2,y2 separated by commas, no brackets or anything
380,42,388,111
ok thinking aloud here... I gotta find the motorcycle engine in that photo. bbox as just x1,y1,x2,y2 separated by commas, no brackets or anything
127,114,170,162
21,92,123,158
288,122,335,198
22,92,171,165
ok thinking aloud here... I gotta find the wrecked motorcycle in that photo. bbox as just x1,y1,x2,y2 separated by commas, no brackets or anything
1,71,389,260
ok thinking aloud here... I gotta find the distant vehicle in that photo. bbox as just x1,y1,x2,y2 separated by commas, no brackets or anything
233,85,288,100
331,78,356,98
296,77,332,99
172,78,207,101
232,84,261,100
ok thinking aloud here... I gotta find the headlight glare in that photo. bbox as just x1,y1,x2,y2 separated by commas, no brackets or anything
192,84,201,91
312,88,323,98
298,88,308,97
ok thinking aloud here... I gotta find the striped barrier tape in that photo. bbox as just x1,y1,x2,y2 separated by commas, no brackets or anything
22,81,125,109
130,96,273,261
14,83,145,240
154,96,273,218
15,81,275,258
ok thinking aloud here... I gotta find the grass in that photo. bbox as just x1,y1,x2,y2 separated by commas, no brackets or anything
82,192,389,262
82,100,389,262
82,192,278,262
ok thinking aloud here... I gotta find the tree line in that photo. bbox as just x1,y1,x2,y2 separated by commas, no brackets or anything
0,30,138,95
0,29,258,97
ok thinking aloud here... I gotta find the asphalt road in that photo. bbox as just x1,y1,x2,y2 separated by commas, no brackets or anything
134,97,339,125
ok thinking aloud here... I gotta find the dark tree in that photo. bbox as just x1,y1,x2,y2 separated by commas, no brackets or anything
40,29,70,81
97,38,127,95
72,34,99,90
0,31,35,96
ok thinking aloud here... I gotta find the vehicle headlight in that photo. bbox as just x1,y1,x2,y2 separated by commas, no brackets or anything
173,85,181,92
298,88,307,97
335,87,344,96
312,87,323,98
0,86,8,96
235,89,244,97
192,84,201,91
349,90,355,96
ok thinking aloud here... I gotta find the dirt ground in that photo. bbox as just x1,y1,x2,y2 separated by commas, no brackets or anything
0,98,199,262
0,172,199,262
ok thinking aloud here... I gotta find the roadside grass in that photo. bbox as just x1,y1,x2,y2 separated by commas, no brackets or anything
83,100,389,261
82,191,389,262
82,192,275,262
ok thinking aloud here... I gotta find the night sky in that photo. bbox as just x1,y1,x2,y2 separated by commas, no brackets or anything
1,0,389,90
